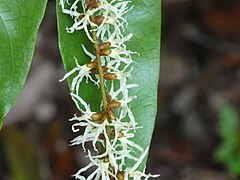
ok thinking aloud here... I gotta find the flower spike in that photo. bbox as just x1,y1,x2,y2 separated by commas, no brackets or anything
60,0,158,179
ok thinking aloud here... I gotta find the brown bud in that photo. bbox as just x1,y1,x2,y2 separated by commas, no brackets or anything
102,66,109,72
108,101,121,109
99,49,111,56
104,73,117,80
91,66,108,74
91,113,103,121
87,61,98,69
101,113,108,121
107,95,112,102
108,110,117,120
117,172,125,180
99,42,111,50
91,15,104,25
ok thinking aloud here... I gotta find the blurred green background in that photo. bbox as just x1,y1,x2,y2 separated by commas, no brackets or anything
0,0,240,179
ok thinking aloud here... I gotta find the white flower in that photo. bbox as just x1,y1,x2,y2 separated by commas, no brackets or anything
110,121,143,171
105,48,133,71
112,68,134,99
92,120,141,174
59,0,80,17
109,81,138,100
107,32,133,49
73,151,117,180
118,96,137,127
60,58,98,95
69,93,100,151
118,130,143,152
70,114,104,152
66,8,102,42
94,0,132,37
70,93,113,152
60,0,102,42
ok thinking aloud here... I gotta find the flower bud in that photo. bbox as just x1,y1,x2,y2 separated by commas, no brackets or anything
117,172,125,180
108,110,117,120
102,66,109,72
90,66,108,74
91,112,103,121
107,95,112,102
99,49,111,56
108,102,121,109
101,112,108,121
99,42,111,50
91,15,104,25
104,73,117,80
87,61,98,69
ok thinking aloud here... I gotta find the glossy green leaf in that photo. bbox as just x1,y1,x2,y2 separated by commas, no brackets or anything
0,0,48,128
57,0,161,170
125,0,161,170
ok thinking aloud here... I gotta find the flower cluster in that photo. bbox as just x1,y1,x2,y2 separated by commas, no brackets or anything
59,0,159,179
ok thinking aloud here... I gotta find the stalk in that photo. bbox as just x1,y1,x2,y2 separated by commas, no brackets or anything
91,29,108,112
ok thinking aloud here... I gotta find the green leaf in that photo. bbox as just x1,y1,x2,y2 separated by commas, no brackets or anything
125,0,161,170
219,103,239,141
57,0,161,171
215,103,240,175
0,0,48,128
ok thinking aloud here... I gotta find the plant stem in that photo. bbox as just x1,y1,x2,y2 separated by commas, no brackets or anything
91,29,108,112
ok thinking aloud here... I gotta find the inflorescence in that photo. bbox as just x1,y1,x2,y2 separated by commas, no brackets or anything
59,0,160,179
